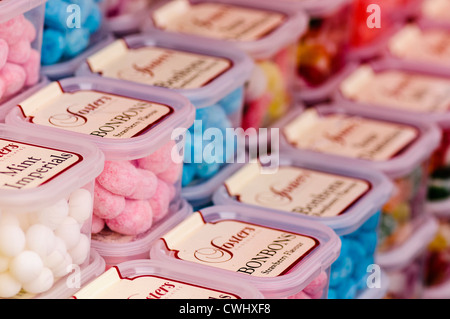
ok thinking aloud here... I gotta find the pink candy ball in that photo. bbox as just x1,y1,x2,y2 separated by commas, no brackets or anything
97,161,140,197
288,291,312,299
0,63,26,98
105,200,153,236
23,18,37,43
0,78,5,100
0,39,8,70
157,161,182,184
128,169,158,200
21,49,40,86
8,39,31,64
91,214,105,234
137,140,176,174
0,15,27,46
93,182,126,220
149,179,171,223
303,271,328,296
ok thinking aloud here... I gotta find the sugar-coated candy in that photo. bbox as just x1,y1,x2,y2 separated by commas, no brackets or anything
51,252,73,278
41,29,66,66
0,224,26,257
68,234,90,265
0,272,22,298
33,198,69,230
91,214,105,234
64,28,91,59
0,255,9,273
71,0,95,24
106,200,153,236
128,169,158,200
23,18,37,43
9,250,43,284
22,267,54,294
0,15,26,46
0,212,20,227
54,217,81,250
97,161,140,197
25,224,57,258
157,161,182,185
361,211,381,231
84,4,103,34
43,242,66,273
0,39,8,70
7,39,31,64
69,188,93,223
0,63,26,98
93,182,126,219
137,140,175,174
288,290,312,299
0,78,5,100
45,0,70,30
218,87,244,116
195,162,221,179
182,163,196,187
303,271,328,296
21,49,41,87
149,179,171,223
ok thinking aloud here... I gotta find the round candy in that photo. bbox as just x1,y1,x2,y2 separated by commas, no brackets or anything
149,179,171,223
0,272,22,298
287,290,311,299
0,39,9,70
63,27,90,59
22,267,54,294
0,15,27,45
68,234,90,265
157,161,182,184
21,49,41,87
68,188,93,223
106,199,153,236
7,39,31,64
182,163,196,187
93,182,126,219
0,224,26,257
84,3,103,34
0,62,26,98
0,254,9,273
41,29,66,65
54,217,81,250
361,211,381,231
245,65,268,102
9,250,44,284
97,161,140,197
128,169,158,200
195,162,221,180
218,87,244,115
303,271,328,296
25,224,57,258
33,198,69,230
137,140,175,174
23,18,37,43
52,252,73,278
43,237,67,273
91,214,105,234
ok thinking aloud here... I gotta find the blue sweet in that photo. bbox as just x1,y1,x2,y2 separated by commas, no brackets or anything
329,243,353,287
44,0,69,30
351,230,378,256
182,163,196,187
63,27,90,58
84,3,102,34
361,211,381,231
218,87,244,115
41,29,66,65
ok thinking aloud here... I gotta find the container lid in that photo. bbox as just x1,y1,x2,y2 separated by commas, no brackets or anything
91,199,193,260
76,32,254,109
5,76,195,161
0,123,104,211
276,105,442,179
149,205,341,299
426,198,450,218
335,59,450,128
72,259,264,299
145,0,309,60
252,0,352,17
376,215,438,270
0,0,47,23
212,152,393,237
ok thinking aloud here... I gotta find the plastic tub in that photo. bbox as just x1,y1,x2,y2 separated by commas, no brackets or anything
72,259,264,299
0,0,47,104
92,199,193,269
148,205,341,299
143,0,309,131
76,32,254,191
5,76,195,244
376,215,438,299
40,0,106,69
334,60,450,203
212,152,393,299
0,123,104,298
275,105,442,254
423,199,450,291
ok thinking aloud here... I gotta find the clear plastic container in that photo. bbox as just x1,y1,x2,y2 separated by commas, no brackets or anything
212,152,393,299
143,0,309,131
41,0,106,69
148,205,341,299
376,215,438,299
75,32,254,191
5,76,196,244
0,0,47,104
92,199,193,269
0,123,104,298
275,105,442,254
423,199,450,290
72,259,264,299
335,60,450,203
30,248,106,299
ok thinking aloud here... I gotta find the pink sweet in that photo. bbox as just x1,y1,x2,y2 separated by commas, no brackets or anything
91,214,105,234
137,140,176,174
93,182,126,219
305,290,324,299
0,63,26,98
105,199,153,236
0,78,5,100
242,92,272,130
167,183,176,201
287,291,312,299
97,160,140,197
149,179,171,223
21,49,40,87
23,18,37,43
7,39,31,64
157,161,182,184
0,15,27,45
303,271,328,296
128,168,158,200
0,39,8,70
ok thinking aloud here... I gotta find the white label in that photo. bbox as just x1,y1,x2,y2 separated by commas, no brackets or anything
389,25,450,66
225,163,370,217
73,267,239,299
163,212,319,277
87,40,232,89
283,108,419,161
19,82,173,139
152,0,286,41
341,66,450,113
0,138,82,190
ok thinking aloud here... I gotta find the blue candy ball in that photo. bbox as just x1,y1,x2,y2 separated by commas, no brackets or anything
327,289,337,299
218,87,244,116
195,162,221,179
41,29,66,65
45,0,69,30
361,211,381,231
63,27,90,58
84,3,102,34
67,0,95,24
182,164,196,187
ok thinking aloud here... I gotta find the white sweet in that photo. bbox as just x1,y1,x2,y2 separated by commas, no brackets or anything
26,224,57,258
22,267,54,294
0,272,22,298
68,188,93,224
0,224,26,257
54,216,81,250
0,254,9,272
52,252,73,278
245,65,268,102
34,199,69,230
9,250,44,284
68,234,90,265
0,212,20,227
